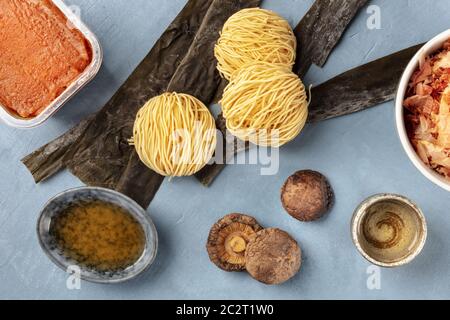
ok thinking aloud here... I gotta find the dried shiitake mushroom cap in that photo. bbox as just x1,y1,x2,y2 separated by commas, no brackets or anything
281,170,334,222
245,228,301,285
207,213,263,272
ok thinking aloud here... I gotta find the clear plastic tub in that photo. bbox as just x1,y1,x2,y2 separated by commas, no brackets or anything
0,0,103,129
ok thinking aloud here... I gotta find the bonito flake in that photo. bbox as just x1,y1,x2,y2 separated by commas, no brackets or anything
404,40,450,179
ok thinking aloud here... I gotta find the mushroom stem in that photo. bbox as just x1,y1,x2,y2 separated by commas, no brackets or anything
229,236,246,253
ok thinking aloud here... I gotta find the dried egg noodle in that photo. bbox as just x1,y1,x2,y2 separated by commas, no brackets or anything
214,8,297,80
131,93,217,177
221,62,309,147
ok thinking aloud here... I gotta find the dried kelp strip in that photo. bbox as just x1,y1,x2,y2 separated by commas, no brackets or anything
308,43,423,123
196,0,368,186
22,0,213,186
195,112,249,185
115,152,165,208
294,0,368,77
195,115,228,186
195,113,250,185
22,115,94,183
116,0,260,207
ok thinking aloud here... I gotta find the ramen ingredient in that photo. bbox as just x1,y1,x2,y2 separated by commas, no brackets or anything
281,170,334,222
50,201,145,272
130,93,216,177
245,228,301,285
309,43,423,123
0,0,92,117
360,200,423,263
206,213,263,272
220,62,308,147
404,39,450,179
214,8,296,80
294,0,368,77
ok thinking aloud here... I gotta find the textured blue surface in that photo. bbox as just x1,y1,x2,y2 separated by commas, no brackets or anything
1,0,450,299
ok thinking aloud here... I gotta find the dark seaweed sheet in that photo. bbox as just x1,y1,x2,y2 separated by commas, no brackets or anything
196,0,368,185
307,43,423,123
195,113,249,186
22,115,94,183
294,0,368,77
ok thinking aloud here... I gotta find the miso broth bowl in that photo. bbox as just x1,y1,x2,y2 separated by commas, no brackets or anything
37,187,158,284
395,29,450,192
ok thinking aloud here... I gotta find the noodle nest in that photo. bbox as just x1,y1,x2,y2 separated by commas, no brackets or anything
221,62,308,147
214,8,297,80
131,92,217,177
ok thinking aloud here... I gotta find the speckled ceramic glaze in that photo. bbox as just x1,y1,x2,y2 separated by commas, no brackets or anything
37,187,158,284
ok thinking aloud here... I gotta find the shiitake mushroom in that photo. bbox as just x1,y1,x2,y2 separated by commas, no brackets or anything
206,213,263,272
245,228,301,285
281,170,334,222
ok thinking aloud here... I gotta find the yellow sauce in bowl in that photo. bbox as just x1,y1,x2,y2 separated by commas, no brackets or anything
50,201,146,272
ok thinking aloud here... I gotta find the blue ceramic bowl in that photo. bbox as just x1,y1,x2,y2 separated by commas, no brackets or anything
37,187,158,284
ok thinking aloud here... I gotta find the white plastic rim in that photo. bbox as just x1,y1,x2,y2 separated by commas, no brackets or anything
395,29,450,192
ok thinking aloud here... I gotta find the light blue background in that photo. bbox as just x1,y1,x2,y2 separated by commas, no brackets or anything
1,0,449,300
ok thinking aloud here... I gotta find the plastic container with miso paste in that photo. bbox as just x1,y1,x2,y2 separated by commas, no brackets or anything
0,0,102,128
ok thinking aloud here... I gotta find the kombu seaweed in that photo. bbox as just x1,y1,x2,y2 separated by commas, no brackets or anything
307,43,423,123
294,0,368,77
22,115,94,183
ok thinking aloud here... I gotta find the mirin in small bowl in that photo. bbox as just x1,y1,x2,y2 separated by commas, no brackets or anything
351,194,427,268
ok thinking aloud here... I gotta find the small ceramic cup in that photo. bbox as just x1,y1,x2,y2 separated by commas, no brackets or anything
37,187,158,284
351,194,427,268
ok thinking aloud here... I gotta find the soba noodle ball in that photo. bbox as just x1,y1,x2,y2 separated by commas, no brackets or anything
221,62,308,147
215,8,297,80
131,92,217,177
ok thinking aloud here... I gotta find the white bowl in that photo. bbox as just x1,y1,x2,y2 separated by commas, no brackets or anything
395,29,450,192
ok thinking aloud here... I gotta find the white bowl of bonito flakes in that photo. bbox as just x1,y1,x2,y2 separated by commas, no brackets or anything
396,29,450,192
